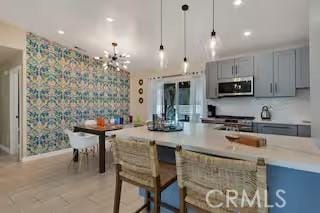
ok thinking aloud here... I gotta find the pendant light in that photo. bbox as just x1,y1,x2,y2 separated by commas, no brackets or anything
205,0,221,60
159,0,168,69
182,4,189,74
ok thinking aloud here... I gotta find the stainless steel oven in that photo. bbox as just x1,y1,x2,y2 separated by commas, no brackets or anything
218,76,254,97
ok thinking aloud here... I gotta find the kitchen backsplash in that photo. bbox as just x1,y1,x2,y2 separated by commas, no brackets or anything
207,89,310,122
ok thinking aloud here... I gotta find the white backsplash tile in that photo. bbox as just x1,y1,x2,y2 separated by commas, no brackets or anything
207,89,311,122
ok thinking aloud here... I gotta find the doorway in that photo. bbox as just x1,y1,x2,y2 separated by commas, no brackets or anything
0,45,22,162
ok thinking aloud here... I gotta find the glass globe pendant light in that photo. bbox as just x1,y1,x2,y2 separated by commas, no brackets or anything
159,0,168,69
205,0,221,60
182,4,189,74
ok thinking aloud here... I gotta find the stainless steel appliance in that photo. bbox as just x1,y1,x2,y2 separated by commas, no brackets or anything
218,76,254,97
210,115,255,132
207,105,216,117
261,106,271,120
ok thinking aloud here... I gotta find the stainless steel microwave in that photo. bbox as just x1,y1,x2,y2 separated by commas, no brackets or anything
218,76,254,97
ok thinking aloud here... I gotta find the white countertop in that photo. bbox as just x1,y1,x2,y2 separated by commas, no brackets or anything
114,123,320,174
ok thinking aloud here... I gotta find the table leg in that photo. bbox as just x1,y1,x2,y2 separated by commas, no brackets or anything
73,149,79,162
99,134,106,173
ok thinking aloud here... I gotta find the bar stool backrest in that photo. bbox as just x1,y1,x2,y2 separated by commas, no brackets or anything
175,148,267,213
112,138,159,188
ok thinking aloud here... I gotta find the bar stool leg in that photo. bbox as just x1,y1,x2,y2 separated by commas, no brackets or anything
145,191,151,212
180,187,187,213
114,165,122,213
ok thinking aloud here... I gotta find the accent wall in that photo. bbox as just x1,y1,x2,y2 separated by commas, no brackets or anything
26,33,130,156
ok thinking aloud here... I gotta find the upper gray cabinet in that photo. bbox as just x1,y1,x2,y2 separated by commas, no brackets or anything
218,59,234,79
206,61,218,99
273,50,296,97
254,52,274,97
235,56,254,77
296,46,310,88
218,56,253,79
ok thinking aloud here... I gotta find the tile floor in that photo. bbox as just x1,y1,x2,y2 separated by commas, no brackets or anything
0,152,145,213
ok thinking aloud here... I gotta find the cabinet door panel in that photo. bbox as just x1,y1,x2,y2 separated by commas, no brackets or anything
296,47,310,88
274,50,296,97
206,62,218,99
235,56,254,77
254,52,274,97
258,124,298,136
218,59,235,79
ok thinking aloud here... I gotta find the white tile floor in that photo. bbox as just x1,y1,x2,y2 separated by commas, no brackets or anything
0,152,145,213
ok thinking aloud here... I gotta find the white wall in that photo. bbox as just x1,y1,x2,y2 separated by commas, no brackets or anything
130,77,149,122
0,21,26,158
0,70,10,152
207,89,310,122
310,0,320,140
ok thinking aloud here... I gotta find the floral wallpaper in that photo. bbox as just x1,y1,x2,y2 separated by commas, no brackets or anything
26,33,130,156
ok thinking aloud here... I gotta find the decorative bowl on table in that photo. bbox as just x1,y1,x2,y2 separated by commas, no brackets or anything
147,120,184,132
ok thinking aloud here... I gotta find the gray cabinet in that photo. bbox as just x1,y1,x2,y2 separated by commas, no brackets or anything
296,47,310,88
218,59,234,79
254,52,274,97
218,56,253,79
206,62,218,99
298,125,311,137
256,123,298,136
273,50,296,97
235,56,254,77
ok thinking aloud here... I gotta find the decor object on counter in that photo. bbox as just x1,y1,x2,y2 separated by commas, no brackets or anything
139,79,143,85
261,105,272,120
96,117,106,127
134,115,144,127
182,4,189,74
148,114,184,132
225,134,267,147
138,88,143,94
158,0,168,69
102,42,130,71
139,97,144,104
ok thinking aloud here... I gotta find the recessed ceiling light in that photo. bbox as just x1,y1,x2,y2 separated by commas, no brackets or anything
58,30,65,35
106,17,114,23
243,31,252,37
233,0,243,7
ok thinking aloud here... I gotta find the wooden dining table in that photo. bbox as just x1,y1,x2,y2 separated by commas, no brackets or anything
73,124,123,173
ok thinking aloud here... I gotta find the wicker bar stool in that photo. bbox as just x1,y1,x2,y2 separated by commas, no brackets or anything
112,138,178,213
175,146,268,213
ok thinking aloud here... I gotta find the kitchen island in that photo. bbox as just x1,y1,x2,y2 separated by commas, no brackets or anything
115,123,320,212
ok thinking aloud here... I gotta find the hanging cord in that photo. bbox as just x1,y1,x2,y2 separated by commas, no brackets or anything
160,0,163,45
184,9,187,59
212,0,215,31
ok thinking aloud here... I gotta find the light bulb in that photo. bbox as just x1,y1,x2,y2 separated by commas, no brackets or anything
183,58,188,74
210,36,217,50
117,67,120,71
159,47,165,69
211,49,216,59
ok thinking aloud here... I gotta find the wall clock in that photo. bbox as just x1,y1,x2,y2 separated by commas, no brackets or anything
138,79,143,86
138,88,143,94
139,97,144,104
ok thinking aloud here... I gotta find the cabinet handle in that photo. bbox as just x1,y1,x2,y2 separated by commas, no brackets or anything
263,125,291,129
232,66,234,75
215,87,218,97
275,83,278,93
235,65,238,76
270,83,273,94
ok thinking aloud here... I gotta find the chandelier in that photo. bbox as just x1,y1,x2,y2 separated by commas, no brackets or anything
103,42,130,71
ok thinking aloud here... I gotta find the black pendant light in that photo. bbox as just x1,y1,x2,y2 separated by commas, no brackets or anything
205,0,218,60
182,4,189,74
159,0,168,69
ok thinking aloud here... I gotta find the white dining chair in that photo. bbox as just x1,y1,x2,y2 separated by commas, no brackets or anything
64,129,99,171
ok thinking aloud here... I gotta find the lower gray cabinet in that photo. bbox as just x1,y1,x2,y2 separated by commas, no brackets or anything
254,123,311,137
298,125,311,137
255,123,298,136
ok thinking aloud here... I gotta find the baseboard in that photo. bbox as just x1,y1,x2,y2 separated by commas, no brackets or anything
0,144,10,154
22,148,73,162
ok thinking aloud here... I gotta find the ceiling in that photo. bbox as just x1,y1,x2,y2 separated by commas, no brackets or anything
0,45,20,67
0,0,309,76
